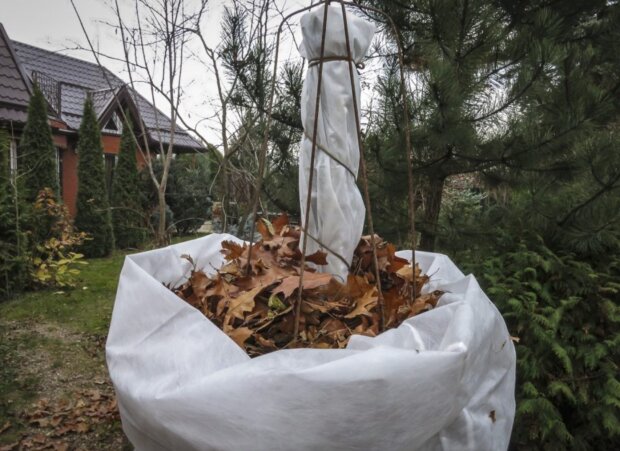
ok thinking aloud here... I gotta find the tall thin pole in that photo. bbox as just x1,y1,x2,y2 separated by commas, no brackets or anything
293,1,331,340
339,2,385,328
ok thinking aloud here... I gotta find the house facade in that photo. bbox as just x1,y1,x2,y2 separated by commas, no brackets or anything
0,23,204,216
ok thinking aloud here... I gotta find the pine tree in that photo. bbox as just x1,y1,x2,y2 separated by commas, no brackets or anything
0,129,26,298
18,83,57,202
75,96,114,257
111,115,145,249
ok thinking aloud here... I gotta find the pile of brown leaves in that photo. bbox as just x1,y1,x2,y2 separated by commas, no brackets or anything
172,214,442,357
0,389,119,451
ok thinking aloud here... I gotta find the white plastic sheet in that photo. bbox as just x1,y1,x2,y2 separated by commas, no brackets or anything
298,6,375,282
107,233,516,450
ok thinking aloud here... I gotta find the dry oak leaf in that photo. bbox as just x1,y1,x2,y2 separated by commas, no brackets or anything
227,327,253,349
395,264,417,282
304,250,328,266
221,240,246,260
272,272,332,298
190,271,211,299
226,285,264,321
345,287,379,318
257,217,274,239
271,213,289,234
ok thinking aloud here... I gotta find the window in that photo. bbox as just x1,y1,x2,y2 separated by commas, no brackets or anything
103,112,123,134
104,153,117,199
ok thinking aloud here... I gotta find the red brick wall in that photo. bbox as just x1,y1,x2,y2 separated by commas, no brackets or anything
61,144,78,217
101,134,121,154
60,133,147,217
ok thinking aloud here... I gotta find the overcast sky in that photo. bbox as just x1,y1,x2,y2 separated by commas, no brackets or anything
1,0,313,147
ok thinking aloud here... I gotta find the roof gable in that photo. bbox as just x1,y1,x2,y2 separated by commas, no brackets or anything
0,24,32,123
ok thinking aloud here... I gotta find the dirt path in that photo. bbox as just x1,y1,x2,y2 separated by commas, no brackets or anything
0,320,130,450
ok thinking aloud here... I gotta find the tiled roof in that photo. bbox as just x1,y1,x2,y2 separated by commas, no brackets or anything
0,24,30,123
6,39,203,150
0,105,28,123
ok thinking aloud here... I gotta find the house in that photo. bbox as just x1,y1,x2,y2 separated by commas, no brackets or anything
0,23,204,216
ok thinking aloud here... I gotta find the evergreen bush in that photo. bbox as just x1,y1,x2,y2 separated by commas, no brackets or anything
17,83,57,202
74,96,114,257
142,156,211,236
466,234,619,450
0,129,28,299
165,155,212,235
111,116,146,249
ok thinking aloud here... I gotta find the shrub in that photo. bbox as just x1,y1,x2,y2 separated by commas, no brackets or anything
0,129,28,299
166,156,212,235
111,116,146,249
30,188,88,288
142,156,212,236
17,83,57,202
74,96,114,257
473,237,619,450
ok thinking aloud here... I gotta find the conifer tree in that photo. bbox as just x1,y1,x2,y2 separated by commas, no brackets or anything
111,115,145,248
75,96,114,257
18,83,57,202
0,129,26,298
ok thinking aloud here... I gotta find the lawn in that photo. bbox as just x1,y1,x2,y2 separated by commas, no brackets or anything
0,234,205,450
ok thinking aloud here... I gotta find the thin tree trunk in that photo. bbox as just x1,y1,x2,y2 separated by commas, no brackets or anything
419,176,445,251
222,158,230,231
157,188,167,245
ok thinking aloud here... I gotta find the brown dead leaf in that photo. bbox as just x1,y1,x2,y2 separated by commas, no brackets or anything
226,285,264,321
221,240,246,260
272,272,332,298
272,213,289,234
396,264,415,282
172,222,437,357
257,218,274,239
190,271,211,299
227,327,253,349
345,287,379,318
305,250,328,266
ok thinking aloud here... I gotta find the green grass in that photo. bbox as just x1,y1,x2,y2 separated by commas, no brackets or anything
0,233,206,335
0,252,126,335
0,234,206,447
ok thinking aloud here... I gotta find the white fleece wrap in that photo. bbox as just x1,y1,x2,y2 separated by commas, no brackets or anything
107,233,516,450
298,5,375,282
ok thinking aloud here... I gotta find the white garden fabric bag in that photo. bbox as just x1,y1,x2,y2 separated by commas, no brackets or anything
298,6,375,282
107,233,516,450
